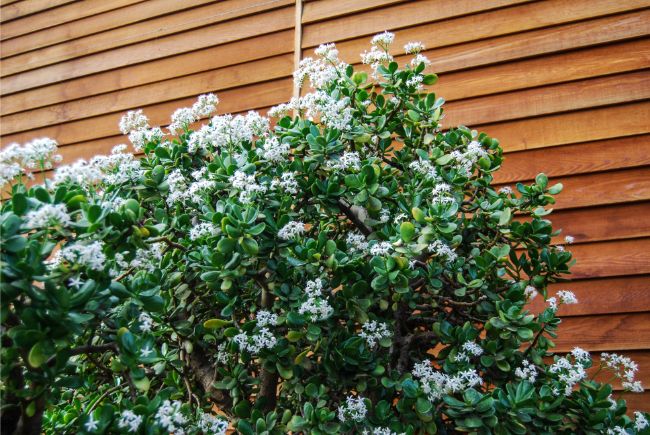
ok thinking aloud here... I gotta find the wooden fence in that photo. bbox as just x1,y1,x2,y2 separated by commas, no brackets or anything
1,0,649,411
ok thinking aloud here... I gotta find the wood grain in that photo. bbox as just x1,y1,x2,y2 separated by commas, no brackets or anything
0,0,78,22
302,0,406,23
568,238,650,280
554,312,650,352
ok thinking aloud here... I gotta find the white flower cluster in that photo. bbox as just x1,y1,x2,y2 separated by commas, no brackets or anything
409,158,440,180
327,151,361,171
278,221,306,240
524,285,538,301
299,278,334,321
0,138,62,187
364,428,405,435
165,94,220,135
256,310,278,327
634,412,648,431
229,170,267,204
138,312,154,333
189,222,219,240
456,341,483,362
359,320,392,349
59,241,106,271
128,127,164,152
294,43,347,89
427,240,457,264
362,32,395,73
270,90,354,131
601,352,644,393
564,235,575,244
216,342,230,365
346,232,369,252
499,186,513,195
412,360,484,402
155,400,188,434
515,359,538,383
404,41,425,54
113,242,165,275
198,411,228,435
25,203,72,229
259,136,290,162
233,327,277,354
51,159,103,188
271,172,299,195
192,93,219,118
546,290,578,312
450,141,488,174
117,410,143,433
91,145,143,185
337,395,367,423
370,241,393,257
548,353,588,396
119,109,165,151
431,182,455,204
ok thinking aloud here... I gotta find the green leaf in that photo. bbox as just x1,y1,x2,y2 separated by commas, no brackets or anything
240,238,259,256
535,173,548,189
499,207,512,226
548,182,563,194
436,154,453,165
11,193,27,215
203,319,231,329
217,238,236,253
28,342,49,368
400,222,415,242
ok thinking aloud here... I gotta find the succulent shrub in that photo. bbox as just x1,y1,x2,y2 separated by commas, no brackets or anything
1,32,648,435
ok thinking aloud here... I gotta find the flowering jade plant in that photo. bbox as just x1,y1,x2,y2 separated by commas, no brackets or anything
1,32,648,435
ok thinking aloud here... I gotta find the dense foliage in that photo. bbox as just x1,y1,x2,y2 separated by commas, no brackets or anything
1,32,648,435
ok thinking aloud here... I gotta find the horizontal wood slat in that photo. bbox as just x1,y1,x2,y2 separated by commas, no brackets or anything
483,102,650,153
0,5,295,94
537,276,650,316
616,392,650,413
302,0,406,23
1,79,292,147
0,0,142,41
0,0,294,75
0,0,77,22
495,135,650,183
0,30,294,116
444,71,650,128
554,312,650,352
1,54,294,133
568,238,650,280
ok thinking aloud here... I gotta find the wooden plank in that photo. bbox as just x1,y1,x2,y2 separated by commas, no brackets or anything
553,312,650,352
617,392,650,413
0,79,292,147
433,38,650,102
2,0,293,76
568,238,650,280
444,71,650,128
0,0,77,22
302,0,536,47
0,0,294,77
496,167,650,211
0,0,143,42
317,1,649,60
528,276,650,316
0,30,293,116
302,0,406,23
483,102,650,153
495,135,650,184
1,0,203,48
547,202,650,245
0,5,295,94
1,54,294,133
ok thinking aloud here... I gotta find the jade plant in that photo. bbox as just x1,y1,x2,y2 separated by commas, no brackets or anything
1,32,647,434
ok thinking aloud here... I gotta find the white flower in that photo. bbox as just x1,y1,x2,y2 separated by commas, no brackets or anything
524,285,538,301
337,395,367,422
557,290,578,305
427,240,457,264
546,296,558,312
432,183,454,204
370,241,392,256
412,360,483,402
404,41,425,54
406,74,423,89
68,276,84,289
359,321,392,349
140,346,154,358
256,310,278,327
25,203,71,229
52,159,104,188
229,170,267,204
233,327,277,354
409,158,439,180
601,352,640,382
549,355,587,396
371,31,395,49
361,45,393,71
623,380,644,392
314,43,339,62
192,93,219,118
634,411,648,430
278,221,306,240
198,411,228,435
155,400,187,433
128,127,164,151
515,359,538,383
271,172,299,195
327,152,361,171
260,136,290,162
118,410,143,433
499,186,513,195
60,241,106,271
216,342,230,365
571,347,591,362
346,232,369,252
119,110,149,134
456,341,483,362
168,107,197,134
189,222,219,240
84,413,100,432
293,51,347,89
411,53,431,67
139,312,153,333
